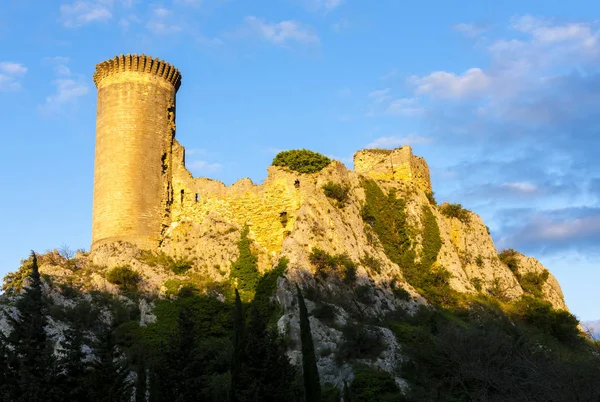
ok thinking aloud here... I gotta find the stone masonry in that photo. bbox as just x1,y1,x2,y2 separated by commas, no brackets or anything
91,54,181,251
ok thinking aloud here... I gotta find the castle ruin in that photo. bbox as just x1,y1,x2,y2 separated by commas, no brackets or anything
91,54,433,262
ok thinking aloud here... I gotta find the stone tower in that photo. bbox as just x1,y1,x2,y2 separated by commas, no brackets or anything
91,54,182,250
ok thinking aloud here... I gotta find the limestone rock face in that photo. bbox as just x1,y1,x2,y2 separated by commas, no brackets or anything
515,254,567,310
354,146,431,193
8,145,570,390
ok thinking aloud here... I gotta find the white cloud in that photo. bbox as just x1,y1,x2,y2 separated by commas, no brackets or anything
146,6,183,34
502,182,538,193
322,0,344,10
0,62,27,91
197,34,223,46
44,57,72,76
174,0,202,5
39,59,89,115
527,215,600,241
60,1,112,28
453,22,490,38
511,15,592,43
366,134,432,149
153,7,171,17
381,68,397,80
146,21,183,34
243,16,319,46
0,62,27,76
412,68,491,99
45,79,89,104
368,88,391,101
386,97,423,116
188,160,222,174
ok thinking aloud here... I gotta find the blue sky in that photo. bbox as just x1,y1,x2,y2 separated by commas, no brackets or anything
0,0,598,320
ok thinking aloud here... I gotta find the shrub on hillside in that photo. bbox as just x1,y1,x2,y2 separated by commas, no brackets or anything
511,296,580,343
498,249,520,275
309,248,357,284
439,203,470,223
271,149,331,174
350,365,404,402
520,270,549,298
322,181,350,207
106,266,141,291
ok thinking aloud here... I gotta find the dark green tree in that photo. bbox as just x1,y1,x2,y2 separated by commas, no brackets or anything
297,286,321,401
236,305,295,402
6,252,60,401
57,325,90,401
0,332,17,401
230,288,246,402
86,329,131,402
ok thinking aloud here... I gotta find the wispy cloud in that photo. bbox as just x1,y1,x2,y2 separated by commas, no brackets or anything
60,1,112,28
0,62,27,91
332,18,349,33
39,58,89,115
242,16,319,46
453,22,491,38
411,68,491,99
188,160,223,175
496,207,600,254
366,134,432,149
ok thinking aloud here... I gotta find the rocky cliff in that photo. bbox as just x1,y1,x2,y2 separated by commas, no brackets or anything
1,146,571,392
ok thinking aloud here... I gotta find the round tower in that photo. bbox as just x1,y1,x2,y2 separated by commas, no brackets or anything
91,54,181,250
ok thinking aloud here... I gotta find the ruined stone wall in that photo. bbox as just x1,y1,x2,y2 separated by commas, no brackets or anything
354,146,432,193
92,55,181,251
168,141,304,268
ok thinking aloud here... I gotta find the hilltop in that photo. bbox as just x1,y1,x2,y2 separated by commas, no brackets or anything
2,147,599,401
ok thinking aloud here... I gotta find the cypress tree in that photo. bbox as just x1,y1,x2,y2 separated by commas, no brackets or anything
237,305,295,402
230,288,246,402
87,328,131,402
0,332,17,402
6,252,59,401
297,285,321,401
57,325,90,401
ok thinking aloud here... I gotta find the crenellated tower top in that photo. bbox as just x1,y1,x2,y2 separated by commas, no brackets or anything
93,54,182,91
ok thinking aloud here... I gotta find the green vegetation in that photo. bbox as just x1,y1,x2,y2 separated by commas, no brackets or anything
498,249,549,298
360,254,382,274
439,203,470,223
350,365,404,402
470,277,483,292
138,250,192,274
425,191,437,205
387,298,599,401
2,241,600,402
520,270,549,298
360,179,456,306
309,248,357,284
338,324,385,361
498,248,519,275
322,181,350,207
297,286,322,401
230,226,260,298
105,266,141,292
279,211,288,227
271,149,331,174
475,255,484,267
1,256,33,295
